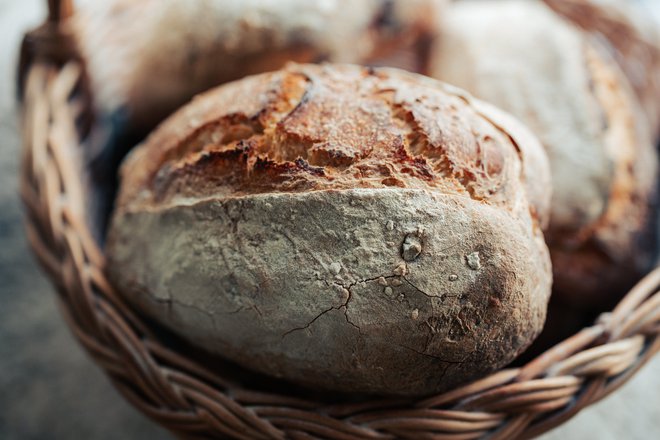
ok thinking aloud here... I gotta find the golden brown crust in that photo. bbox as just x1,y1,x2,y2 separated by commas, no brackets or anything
119,64,550,227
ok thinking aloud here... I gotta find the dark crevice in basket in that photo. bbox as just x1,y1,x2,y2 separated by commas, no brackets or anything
86,117,149,243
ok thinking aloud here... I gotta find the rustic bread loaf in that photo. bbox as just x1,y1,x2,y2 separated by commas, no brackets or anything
106,63,552,396
543,0,660,138
71,0,445,134
430,0,658,306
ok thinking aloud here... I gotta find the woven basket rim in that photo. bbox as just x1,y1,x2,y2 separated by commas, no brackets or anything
17,2,660,439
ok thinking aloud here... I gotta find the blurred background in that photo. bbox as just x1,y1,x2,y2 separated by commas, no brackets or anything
0,1,658,439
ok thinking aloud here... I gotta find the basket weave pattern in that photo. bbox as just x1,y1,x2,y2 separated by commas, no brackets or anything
18,2,660,439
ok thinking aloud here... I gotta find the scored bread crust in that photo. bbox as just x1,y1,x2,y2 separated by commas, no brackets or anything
117,64,551,226
430,0,658,306
108,63,552,396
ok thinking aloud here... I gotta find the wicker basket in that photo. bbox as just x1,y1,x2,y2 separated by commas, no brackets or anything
18,1,660,439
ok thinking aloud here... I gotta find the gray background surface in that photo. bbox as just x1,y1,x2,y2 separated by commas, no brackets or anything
0,1,657,439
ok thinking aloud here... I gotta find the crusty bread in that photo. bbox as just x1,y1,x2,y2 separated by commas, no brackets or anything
107,63,552,396
430,0,658,306
543,0,660,138
71,0,445,133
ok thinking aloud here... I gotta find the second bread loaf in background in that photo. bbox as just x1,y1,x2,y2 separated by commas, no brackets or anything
543,0,660,138
431,0,659,307
72,0,446,136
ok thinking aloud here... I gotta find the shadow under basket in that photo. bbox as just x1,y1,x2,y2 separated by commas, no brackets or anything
17,1,660,439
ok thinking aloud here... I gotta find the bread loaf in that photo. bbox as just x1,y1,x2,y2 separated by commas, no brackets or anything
543,0,660,138
430,0,658,306
72,0,445,134
107,63,552,396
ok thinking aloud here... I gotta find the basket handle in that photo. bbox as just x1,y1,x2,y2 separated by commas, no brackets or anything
47,0,74,23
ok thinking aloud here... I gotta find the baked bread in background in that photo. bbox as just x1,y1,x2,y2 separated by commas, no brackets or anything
543,0,660,138
431,0,659,307
71,0,445,136
107,63,552,396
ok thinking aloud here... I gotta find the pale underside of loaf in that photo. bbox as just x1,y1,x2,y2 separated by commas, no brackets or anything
110,188,550,395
